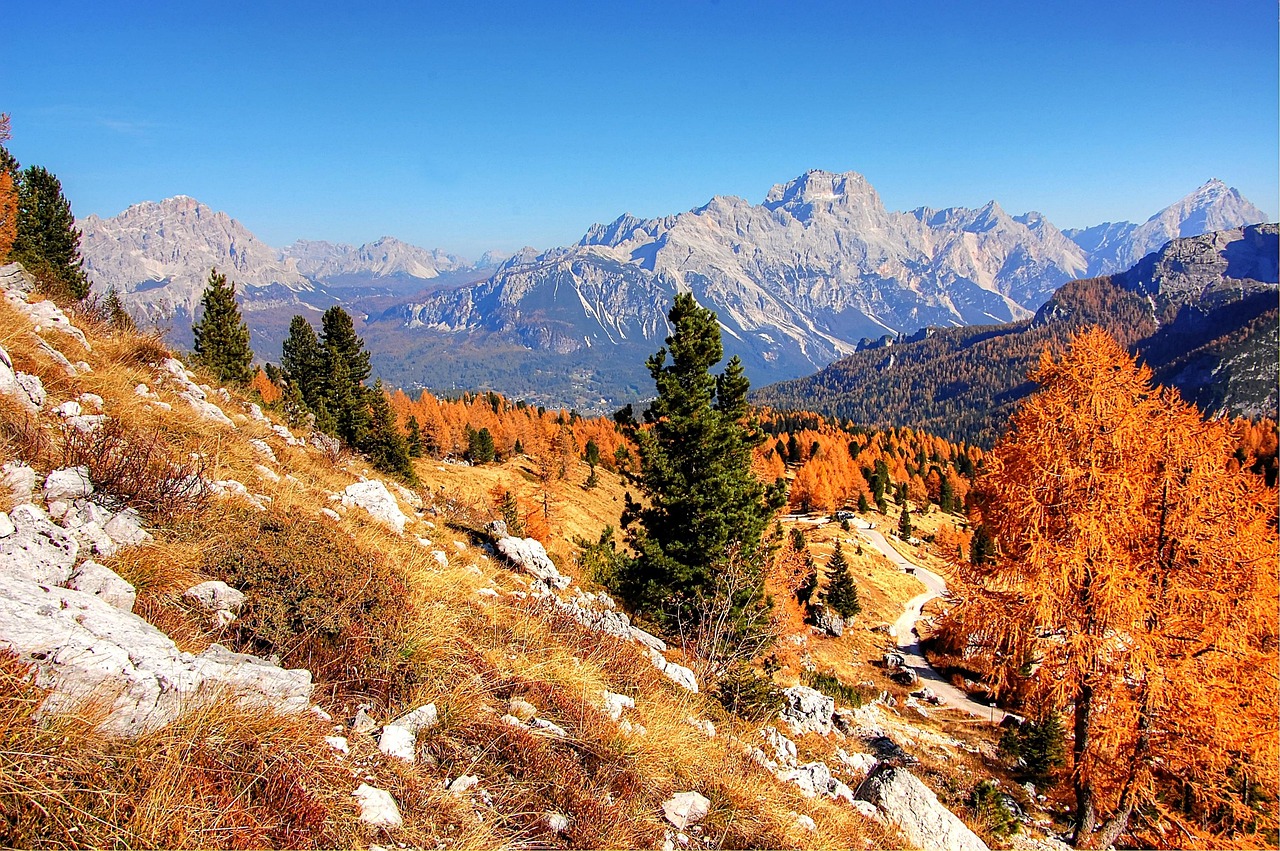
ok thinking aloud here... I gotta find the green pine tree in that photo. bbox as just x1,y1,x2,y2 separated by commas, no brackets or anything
191,268,254,385
612,293,786,634
857,491,870,514
898,503,914,539
318,307,372,446
405,415,423,458
281,315,326,412
13,165,89,299
364,379,415,481
823,541,861,619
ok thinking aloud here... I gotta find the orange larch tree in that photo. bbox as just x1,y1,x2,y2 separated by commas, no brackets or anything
939,328,1278,849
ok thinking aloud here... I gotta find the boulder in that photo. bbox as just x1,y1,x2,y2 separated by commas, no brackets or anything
854,765,990,851
67,560,136,611
0,575,312,736
782,761,835,798
661,791,710,829
2,503,80,585
14,372,46,411
509,697,538,721
891,668,920,687
496,536,570,589
836,747,879,776
449,775,479,794
43,467,94,502
341,480,409,534
0,512,12,538
780,685,835,736
352,784,402,828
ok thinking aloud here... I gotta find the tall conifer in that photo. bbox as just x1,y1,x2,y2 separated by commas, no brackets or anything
191,268,254,384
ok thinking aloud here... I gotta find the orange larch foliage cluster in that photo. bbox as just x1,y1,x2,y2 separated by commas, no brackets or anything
247,368,281,404
386,388,628,469
937,328,1279,850
754,410,980,515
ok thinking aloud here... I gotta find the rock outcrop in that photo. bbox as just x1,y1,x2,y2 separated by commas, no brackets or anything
855,764,990,851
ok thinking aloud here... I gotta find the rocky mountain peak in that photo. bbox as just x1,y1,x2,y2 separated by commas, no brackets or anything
763,170,881,218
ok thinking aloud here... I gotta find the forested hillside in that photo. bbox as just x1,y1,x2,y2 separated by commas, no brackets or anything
754,225,1278,446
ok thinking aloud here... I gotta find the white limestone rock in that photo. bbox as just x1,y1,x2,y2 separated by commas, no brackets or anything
340,480,409,534
353,783,403,828
184,580,246,614
854,765,990,851
13,297,91,350
67,560,136,612
103,509,150,547
0,576,312,736
390,702,439,734
687,717,716,738
449,774,479,794
630,625,667,651
601,690,635,721
662,791,711,830
761,726,798,767
43,467,94,502
662,661,699,692
2,503,80,585
496,536,570,589
325,735,349,753
249,439,277,462
378,724,417,762
0,512,13,538
780,685,835,736
782,761,834,798
15,372,46,411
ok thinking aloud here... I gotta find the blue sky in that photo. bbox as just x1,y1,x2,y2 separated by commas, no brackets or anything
4,0,1276,257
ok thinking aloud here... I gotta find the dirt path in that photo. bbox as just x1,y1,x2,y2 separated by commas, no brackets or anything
856,521,998,720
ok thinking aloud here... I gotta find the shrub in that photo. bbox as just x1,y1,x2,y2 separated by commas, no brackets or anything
998,712,1067,786
197,509,420,701
802,669,864,708
60,419,212,520
970,780,1020,839
711,661,784,722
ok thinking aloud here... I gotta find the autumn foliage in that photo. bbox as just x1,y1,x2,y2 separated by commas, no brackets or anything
936,328,1279,849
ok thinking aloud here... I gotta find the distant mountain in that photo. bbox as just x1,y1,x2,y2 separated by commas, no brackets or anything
281,237,466,283
79,175,1269,411
381,172,1265,408
79,196,314,321
752,224,1279,446
1064,178,1267,275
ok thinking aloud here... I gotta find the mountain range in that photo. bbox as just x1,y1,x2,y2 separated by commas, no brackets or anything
753,224,1279,446
78,172,1268,410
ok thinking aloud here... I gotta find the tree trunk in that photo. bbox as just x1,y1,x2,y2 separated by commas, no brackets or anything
1072,682,1097,847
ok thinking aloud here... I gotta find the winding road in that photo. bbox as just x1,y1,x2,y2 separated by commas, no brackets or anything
854,521,998,720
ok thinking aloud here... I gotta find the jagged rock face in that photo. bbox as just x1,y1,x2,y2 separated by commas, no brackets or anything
78,196,314,318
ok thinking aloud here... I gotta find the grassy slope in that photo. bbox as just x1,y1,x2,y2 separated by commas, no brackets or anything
0,293,911,849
